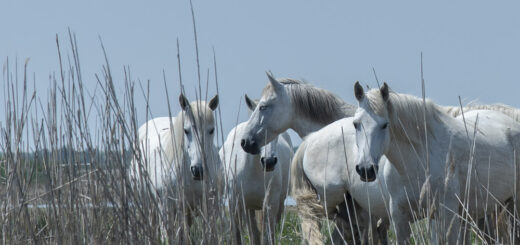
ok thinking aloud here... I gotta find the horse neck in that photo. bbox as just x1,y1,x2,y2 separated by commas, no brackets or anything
289,118,325,138
205,146,222,177
225,124,259,176
384,96,456,177
289,109,355,138
384,140,428,180
286,86,356,137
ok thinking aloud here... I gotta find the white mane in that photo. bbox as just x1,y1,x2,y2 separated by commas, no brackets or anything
263,78,357,124
444,103,520,122
365,89,445,145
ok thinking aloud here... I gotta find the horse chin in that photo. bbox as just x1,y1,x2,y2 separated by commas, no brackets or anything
241,139,261,154
192,176,203,181
244,147,260,155
263,166,275,172
355,164,378,182
249,148,261,155
359,176,376,182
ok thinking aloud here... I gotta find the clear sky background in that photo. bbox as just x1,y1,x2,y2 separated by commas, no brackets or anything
2,0,520,147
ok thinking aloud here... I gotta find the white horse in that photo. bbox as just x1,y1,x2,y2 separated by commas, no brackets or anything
129,93,221,229
291,116,394,242
288,82,520,244
352,82,520,244
220,95,293,245
241,73,356,150
240,72,385,244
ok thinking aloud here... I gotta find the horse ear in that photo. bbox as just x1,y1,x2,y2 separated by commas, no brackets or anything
354,81,364,101
380,82,389,102
244,94,257,111
209,94,219,111
266,71,284,93
179,93,190,110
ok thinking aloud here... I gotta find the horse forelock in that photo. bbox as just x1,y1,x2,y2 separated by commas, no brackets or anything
262,78,356,124
188,101,216,128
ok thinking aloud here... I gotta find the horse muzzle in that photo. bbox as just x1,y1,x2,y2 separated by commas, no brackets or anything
355,164,378,182
241,138,260,155
190,166,203,180
261,156,277,172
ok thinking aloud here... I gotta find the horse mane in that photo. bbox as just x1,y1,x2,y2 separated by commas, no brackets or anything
367,89,520,146
264,78,357,124
444,103,520,122
365,89,444,145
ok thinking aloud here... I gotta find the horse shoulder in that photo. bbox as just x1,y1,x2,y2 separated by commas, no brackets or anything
276,133,294,186
221,123,257,182
220,123,246,168
301,119,354,198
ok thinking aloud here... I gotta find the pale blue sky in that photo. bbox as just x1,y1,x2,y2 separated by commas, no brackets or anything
2,0,520,146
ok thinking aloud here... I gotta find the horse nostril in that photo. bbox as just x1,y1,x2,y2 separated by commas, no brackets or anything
262,157,277,171
190,166,203,179
356,165,376,181
241,138,260,154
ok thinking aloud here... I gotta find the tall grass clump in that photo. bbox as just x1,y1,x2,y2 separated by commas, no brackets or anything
4,26,520,245
0,28,237,243
0,24,311,243
389,56,520,245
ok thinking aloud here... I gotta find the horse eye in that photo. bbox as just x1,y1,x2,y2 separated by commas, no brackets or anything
184,128,190,135
259,105,267,111
353,122,359,130
381,123,388,129
209,128,215,135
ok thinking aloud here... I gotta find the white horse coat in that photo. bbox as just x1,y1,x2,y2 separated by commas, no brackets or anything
352,83,520,244
297,118,391,220
221,122,292,213
240,73,384,244
221,95,293,244
288,81,520,244
129,94,221,211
